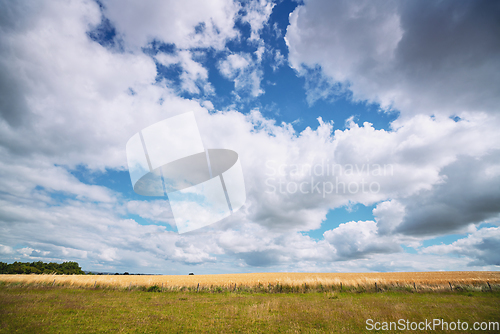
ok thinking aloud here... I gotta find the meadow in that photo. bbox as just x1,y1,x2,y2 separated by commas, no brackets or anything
1,272,499,333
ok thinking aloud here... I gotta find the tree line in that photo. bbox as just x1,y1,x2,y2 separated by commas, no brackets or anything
0,261,85,275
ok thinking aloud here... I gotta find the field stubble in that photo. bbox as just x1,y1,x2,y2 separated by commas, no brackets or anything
1,271,499,293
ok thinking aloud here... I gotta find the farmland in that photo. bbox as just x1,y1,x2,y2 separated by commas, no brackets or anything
1,272,499,333
1,271,499,292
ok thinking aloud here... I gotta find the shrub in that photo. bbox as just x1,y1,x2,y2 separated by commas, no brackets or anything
147,285,161,292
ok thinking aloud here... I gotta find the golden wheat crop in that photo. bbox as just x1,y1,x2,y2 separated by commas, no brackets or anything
1,271,499,291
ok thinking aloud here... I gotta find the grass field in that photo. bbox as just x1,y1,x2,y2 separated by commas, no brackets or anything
0,285,499,333
1,272,499,333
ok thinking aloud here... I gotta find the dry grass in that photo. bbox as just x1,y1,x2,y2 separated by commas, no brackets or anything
1,271,499,292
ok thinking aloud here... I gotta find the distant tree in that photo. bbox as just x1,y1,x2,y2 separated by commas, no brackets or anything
0,261,84,275
0,262,7,274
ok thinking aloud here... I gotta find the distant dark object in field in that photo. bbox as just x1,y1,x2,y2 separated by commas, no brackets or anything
189,273,194,275
114,273,119,275
147,285,161,292
123,272,129,275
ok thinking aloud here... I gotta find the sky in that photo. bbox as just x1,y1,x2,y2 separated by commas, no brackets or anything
0,0,499,274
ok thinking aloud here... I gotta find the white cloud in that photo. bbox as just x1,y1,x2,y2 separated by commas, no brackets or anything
218,53,264,97
0,193,220,268
0,244,14,255
102,0,241,50
422,227,500,267
219,54,251,76
0,158,115,203
1,0,499,273
394,152,500,237
240,0,275,41
154,53,179,67
201,100,214,111
189,108,500,241
0,0,174,170
373,200,405,235
272,49,285,71
324,221,401,260
285,0,500,117
156,50,213,95
126,200,175,227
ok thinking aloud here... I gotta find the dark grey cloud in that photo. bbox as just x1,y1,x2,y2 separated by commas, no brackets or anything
472,237,500,266
0,1,42,127
324,221,402,261
422,227,500,267
0,66,30,127
238,250,283,267
397,152,500,236
394,0,500,115
286,0,500,116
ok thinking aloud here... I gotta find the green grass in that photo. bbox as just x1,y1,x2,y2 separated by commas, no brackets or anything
0,286,499,333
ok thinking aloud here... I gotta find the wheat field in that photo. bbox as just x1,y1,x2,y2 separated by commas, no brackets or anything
1,271,499,292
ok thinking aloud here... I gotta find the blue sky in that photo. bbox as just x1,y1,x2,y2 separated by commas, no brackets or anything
0,0,499,274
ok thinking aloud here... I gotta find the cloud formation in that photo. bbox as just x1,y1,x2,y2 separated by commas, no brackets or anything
286,0,500,117
0,0,499,273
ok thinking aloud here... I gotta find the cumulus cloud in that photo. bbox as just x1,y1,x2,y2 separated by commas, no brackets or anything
422,227,500,266
218,53,264,97
324,221,401,260
1,0,499,273
101,0,241,50
0,158,115,203
126,200,175,227
286,0,500,117
0,0,170,169
395,153,500,237
191,108,500,242
240,0,275,41
373,200,405,235
156,50,214,96
0,193,220,268
0,244,14,255
271,49,285,71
